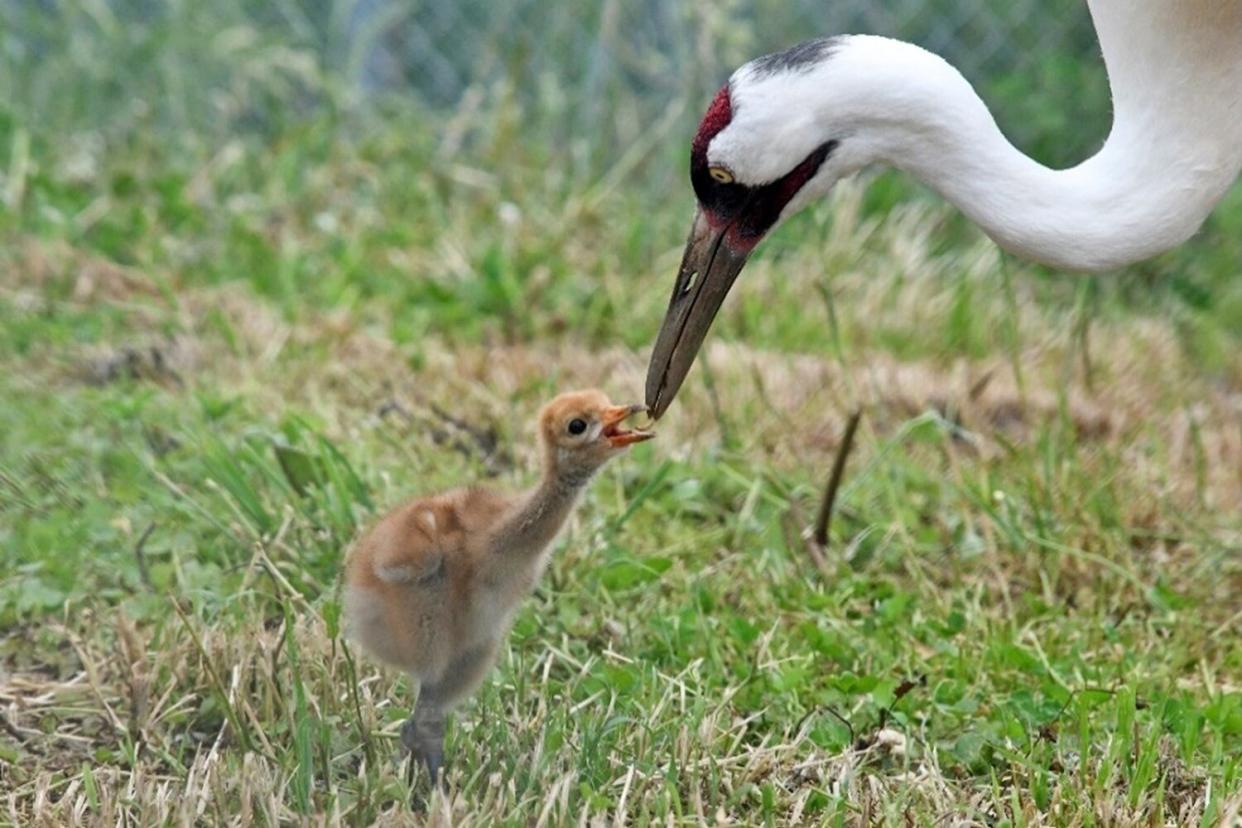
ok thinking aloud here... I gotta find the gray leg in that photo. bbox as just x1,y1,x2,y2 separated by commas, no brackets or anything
402,642,499,788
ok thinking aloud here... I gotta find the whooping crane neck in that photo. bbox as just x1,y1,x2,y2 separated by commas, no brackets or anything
715,0,1242,271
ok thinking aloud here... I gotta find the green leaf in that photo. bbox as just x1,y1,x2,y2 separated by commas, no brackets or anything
273,442,320,496
596,556,672,591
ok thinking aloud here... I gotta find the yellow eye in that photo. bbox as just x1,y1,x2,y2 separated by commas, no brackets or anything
708,167,734,184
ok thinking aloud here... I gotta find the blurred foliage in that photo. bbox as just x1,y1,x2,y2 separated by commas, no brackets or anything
3,0,1110,169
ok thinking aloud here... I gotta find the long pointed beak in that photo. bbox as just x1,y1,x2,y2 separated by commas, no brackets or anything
644,209,751,419
601,404,654,447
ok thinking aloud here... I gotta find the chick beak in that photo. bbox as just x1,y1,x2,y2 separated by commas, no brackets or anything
600,404,655,447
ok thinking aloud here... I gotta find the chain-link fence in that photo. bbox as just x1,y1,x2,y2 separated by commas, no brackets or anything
348,0,1106,161
353,0,1094,103
5,1,1110,166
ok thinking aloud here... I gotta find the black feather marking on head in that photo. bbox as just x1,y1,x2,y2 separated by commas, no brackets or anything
749,37,843,78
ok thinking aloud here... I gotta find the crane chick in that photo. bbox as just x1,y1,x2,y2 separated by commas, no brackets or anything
343,390,653,785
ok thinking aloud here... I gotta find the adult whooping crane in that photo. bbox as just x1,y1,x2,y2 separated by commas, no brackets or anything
645,0,1242,419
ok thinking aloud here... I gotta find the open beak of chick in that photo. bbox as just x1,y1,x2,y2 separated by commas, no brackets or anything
600,404,655,447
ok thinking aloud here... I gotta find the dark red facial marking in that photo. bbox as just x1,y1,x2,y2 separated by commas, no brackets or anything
691,85,733,167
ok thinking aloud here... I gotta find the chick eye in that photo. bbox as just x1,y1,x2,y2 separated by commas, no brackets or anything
567,418,587,436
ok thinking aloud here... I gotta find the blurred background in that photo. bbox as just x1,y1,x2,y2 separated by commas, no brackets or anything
6,0,1107,169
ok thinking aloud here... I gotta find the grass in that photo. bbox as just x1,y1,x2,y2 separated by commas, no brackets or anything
2,11,1242,826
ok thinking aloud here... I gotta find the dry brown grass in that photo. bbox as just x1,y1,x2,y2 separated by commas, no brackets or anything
2,605,1232,826
130,276,1239,514
3,206,1239,825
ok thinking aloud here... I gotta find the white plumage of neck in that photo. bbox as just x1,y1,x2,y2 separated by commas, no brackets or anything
727,1,1242,271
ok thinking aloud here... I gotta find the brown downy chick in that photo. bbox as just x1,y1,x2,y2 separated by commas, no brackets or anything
343,390,652,785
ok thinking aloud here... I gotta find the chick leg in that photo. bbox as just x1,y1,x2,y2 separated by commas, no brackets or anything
401,641,500,787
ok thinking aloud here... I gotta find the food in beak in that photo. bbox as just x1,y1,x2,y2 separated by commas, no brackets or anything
601,404,655,447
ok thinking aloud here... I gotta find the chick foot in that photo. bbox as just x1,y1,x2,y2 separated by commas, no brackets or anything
401,715,446,787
